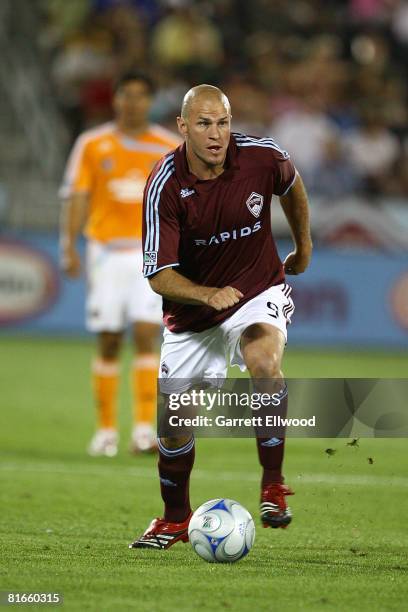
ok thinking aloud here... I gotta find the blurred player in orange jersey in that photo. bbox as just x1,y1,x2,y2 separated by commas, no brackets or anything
59,72,180,456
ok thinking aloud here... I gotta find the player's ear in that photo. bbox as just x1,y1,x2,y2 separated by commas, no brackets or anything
177,116,187,138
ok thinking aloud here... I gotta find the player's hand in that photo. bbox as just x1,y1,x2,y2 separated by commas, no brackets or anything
205,286,244,311
60,247,81,278
283,245,312,275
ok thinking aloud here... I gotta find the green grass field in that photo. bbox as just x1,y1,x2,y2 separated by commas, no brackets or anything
1,338,407,611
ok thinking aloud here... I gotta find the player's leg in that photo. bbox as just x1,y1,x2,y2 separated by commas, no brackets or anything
157,433,195,523
130,321,160,453
240,322,288,485
127,250,162,453
222,283,295,527
86,242,126,456
130,326,226,550
129,431,195,549
88,331,123,457
240,322,294,528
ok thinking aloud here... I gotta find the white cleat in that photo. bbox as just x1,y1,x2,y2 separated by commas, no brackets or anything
88,428,119,457
130,423,158,454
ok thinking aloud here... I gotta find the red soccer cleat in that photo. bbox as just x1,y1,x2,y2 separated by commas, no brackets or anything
260,483,294,529
129,513,192,550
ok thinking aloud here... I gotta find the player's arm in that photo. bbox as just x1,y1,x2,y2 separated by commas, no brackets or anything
279,172,312,275
59,193,89,278
149,268,243,312
143,160,242,312
59,135,93,278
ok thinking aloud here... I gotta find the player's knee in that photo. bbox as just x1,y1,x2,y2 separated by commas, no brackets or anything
247,354,282,379
134,334,155,354
98,333,122,360
133,324,159,353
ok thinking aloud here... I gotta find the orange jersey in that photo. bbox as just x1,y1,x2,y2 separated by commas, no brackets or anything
60,122,180,243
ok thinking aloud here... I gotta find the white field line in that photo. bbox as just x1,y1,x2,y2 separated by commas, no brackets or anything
0,461,408,488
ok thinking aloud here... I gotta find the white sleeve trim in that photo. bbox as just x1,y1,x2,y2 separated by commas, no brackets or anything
144,262,180,278
280,169,298,197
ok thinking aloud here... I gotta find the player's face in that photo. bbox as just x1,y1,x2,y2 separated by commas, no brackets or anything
114,81,152,128
178,98,231,172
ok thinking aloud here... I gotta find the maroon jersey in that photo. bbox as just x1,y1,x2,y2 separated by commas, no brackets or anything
142,132,296,333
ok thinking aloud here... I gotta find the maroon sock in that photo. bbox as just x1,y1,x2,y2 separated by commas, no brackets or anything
255,385,288,487
157,437,195,522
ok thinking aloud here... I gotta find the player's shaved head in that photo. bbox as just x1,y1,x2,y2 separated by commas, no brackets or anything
177,84,232,178
181,85,231,119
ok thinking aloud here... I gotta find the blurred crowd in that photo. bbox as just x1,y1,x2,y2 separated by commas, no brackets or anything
38,0,408,200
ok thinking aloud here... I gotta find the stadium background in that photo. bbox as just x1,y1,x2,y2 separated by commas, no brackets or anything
1,1,407,611
1,0,408,346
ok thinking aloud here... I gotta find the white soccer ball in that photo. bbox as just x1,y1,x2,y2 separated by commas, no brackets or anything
188,498,255,563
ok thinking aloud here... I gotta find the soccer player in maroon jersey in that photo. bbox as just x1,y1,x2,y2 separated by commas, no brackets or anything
130,84,312,549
